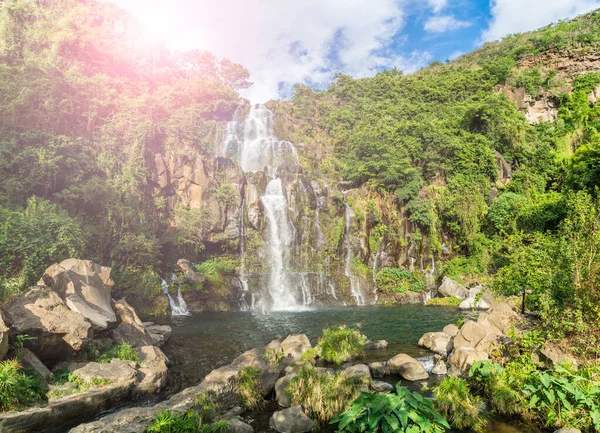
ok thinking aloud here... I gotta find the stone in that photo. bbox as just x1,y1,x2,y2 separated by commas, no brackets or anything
0,311,9,360
365,340,388,350
266,339,282,350
145,324,172,344
38,259,117,330
269,405,315,433
275,373,295,407
280,334,311,360
6,287,92,362
368,362,386,379
112,300,153,347
442,324,459,337
479,302,518,334
387,354,428,381
69,359,137,384
438,277,469,300
431,355,447,375
540,347,579,369
343,364,371,383
137,346,169,392
454,320,498,349
21,347,52,379
418,332,454,356
371,380,394,392
553,429,582,433
177,259,206,284
448,346,489,376
227,418,254,433
459,297,490,310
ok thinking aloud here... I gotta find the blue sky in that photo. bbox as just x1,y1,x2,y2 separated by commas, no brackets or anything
113,0,600,101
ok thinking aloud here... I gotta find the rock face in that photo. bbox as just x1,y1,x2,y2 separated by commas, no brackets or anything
540,347,579,369
112,300,153,347
137,345,170,392
280,334,311,360
6,287,92,362
387,354,428,381
437,277,469,300
177,259,206,284
0,311,9,360
21,348,52,379
448,346,488,376
69,359,137,384
343,364,372,383
39,259,116,330
418,332,454,356
458,297,490,310
368,362,386,379
270,405,315,433
275,374,295,407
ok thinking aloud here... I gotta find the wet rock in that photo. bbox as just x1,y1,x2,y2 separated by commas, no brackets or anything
371,380,394,392
438,277,469,300
387,354,428,381
343,363,371,383
38,259,117,330
418,332,454,356
280,334,311,360
112,300,153,347
368,362,386,379
137,346,169,392
227,418,254,433
6,287,92,362
269,405,315,433
21,348,52,379
275,373,295,407
448,346,488,376
177,259,206,284
365,340,388,350
431,355,447,375
442,324,459,337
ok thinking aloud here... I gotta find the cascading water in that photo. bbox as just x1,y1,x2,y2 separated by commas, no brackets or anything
423,257,437,304
161,279,191,316
344,204,366,306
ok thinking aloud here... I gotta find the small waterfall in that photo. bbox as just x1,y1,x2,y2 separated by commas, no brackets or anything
161,279,191,316
344,204,365,306
423,257,437,304
417,355,435,373
237,198,253,311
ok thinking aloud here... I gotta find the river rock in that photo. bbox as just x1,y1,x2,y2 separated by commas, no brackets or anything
145,324,172,345
21,347,52,379
69,359,137,384
137,345,169,392
387,354,428,381
368,361,386,379
553,429,582,433
343,363,371,383
448,346,488,376
365,340,388,350
438,277,469,300
478,302,518,334
371,380,394,392
431,355,447,375
418,332,454,356
459,297,490,310
227,418,254,433
442,324,459,337
0,311,9,360
269,405,315,433
280,334,311,360
454,320,500,349
275,373,295,407
112,300,153,347
177,259,206,284
6,287,92,362
39,259,116,330
539,347,579,369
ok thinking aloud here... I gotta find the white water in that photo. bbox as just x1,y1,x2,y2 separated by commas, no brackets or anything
344,204,366,306
161,279,191,316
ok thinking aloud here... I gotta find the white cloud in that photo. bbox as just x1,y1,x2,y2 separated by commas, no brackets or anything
427,0,448,13
482,0,600,42
448,50,464,60
114,0,417,102
424,15,472,33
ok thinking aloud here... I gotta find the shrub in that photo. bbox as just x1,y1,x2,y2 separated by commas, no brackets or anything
146,410,229,433
264,347,285,366
316,326,367,365
426,297,461,306
230,366,265,410
287,365,367,425
48,369,111,397
333,385,450,433
0,359,46,412
98,342,140,364
433,376,487,432
376,267,424,294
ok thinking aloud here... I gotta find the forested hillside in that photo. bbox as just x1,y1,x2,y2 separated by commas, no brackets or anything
2,0,600,356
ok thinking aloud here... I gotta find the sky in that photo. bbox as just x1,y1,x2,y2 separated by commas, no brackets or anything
112,0,600,102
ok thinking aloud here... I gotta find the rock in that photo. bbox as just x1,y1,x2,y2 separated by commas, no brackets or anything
371,380,394,392
418,332,454,356
137,346,169,392
343,364,371,383
539,347,579,369
21,348,52,379
145,324,172,344
269,405,315,433
459,297,490,310
177,259,206,284
275,373,295,407
442,324,459,337
112,300,153,347
468,286,483,298
431,355,447,375
227,418,254,433
479,302,518,334
448,346,488,376
365,340,388,350
438,277,469,300
39,259,117,330
280,334,311,360
0,311,9,360
454,320,500,349
387,354,428,381
6,287,92,362
316,367,335,376
368,362,386,379
341,362,353,369
69,359,137,384
266,339,282,350
553,429,582,433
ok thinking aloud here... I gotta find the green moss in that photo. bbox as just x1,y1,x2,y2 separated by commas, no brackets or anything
426,297,461,306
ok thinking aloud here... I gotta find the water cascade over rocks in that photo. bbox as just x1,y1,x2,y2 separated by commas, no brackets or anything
161,279,191,316
344,204,366,306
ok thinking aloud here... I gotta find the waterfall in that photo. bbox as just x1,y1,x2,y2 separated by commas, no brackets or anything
161,279,191,316
423,257,437,304
344,204,365,306
237,197,253,311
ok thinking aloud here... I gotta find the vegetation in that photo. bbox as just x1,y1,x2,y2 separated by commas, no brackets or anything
432,376,487,432
426,297,461,306
97,342,140,364
48,369,111,398
287,364,367,426
230,366,265,410
332,385,450,433
375,268,424,294
146,411,229,433
316,326,367,365
0,359,46,412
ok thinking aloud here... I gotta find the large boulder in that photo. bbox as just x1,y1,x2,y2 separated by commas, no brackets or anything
269,405,315,433
137,345,169,392
343,364,372,384
69,359,137,384
418,332,454,356
6,287,92,362
448,346,488,376
368,362,386,379
275,373,295,407
145,324,172,345
39,259,116,330
431,355,447,375
387,354,428,381
442,324,459,337
438,277,469,300
177,259,206,284
478,302,518,334
21,348,52,379
539,347,578,369
0,311,9,360
454,320,500,349
459,297,490,310
280,334,311,360
111,300,153,347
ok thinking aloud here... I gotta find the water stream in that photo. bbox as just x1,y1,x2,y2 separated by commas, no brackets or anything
161,279,191,316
